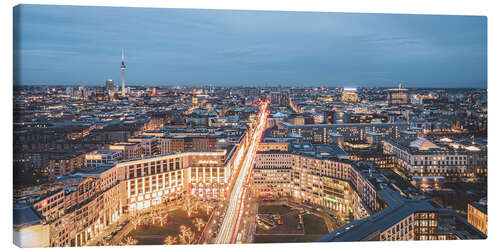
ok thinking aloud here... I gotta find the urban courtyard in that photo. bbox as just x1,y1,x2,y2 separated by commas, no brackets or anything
97,196,216,246
253,202,345,243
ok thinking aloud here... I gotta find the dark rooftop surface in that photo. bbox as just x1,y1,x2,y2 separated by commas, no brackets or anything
13,204,43,227
470,201,487,215
318,188,437,242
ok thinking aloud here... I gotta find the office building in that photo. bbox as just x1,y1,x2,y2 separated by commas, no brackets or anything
84,150,123,169
282,122,409,144
341,88,359,103
14,149,237,247
382,138,487,180
468,199,487,235
270,90,290,106
105,79,114,91
254,144,374,221
387,83,409,106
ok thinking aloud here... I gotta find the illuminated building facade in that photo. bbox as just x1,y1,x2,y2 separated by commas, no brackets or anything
319,187,484,242
84,150,122,169
257,141,289,152
128,135,161,156
15,149,238,247
117,150,229,212
382,138,486,180
468,200,487,235
48,151,87,180
282,122,408,144
341,88,359,103
109,142,143,160
387,83,409,106
270,90,290,106
253,145,376,221
32,166,123,247
105,79,114,92
160,135,225,153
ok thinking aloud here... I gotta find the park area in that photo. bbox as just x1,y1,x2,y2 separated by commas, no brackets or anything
118,196,215,245
254,204,330,243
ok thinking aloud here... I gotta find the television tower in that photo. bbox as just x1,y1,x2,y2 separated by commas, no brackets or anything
121,48,126,96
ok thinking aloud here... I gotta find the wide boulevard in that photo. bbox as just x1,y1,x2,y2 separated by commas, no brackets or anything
215,101,268,244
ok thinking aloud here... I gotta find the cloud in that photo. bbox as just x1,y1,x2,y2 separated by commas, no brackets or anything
14,5,487,88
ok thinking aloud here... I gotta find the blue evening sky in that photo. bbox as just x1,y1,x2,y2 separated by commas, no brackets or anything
14,4,487,88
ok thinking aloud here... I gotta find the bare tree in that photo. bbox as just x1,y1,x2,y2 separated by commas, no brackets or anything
178,225,195,244
160,213,168,227
201,202,214,215
183,197,194,217
132,213,144,229
121,236,138,245
163,235,177,245
99,239,110,246
194,218,206,232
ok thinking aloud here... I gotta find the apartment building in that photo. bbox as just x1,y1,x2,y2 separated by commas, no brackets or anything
47,151,87,180
128,135,161,156
84,150,122,169
116,150,228,212
253,144,375,221
14,148,239,247
282,122,409,144
319,188,485,242
382,138,486,180
109,142,143,160
31,165,123,247
468,199,487,235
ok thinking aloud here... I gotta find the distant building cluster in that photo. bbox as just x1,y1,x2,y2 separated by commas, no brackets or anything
13,84,265,247
13,83,487,246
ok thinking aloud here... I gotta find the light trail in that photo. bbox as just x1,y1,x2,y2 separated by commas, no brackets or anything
215,101,268,244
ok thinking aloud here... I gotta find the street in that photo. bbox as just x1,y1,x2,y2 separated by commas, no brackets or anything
214,102,268,244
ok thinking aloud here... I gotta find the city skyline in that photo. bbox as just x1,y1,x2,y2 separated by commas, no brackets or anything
12,4,488,248
14,5,487,88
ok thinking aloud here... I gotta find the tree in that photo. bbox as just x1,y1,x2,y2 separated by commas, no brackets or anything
183,197,194,217
121,236,138,246
193,197,200,211
178,225,195,244
98,239,110,246
194,218,206,232
132,213,144,229
201,202,214,215
160,213,168,227
151,209,159,225
163,235,176,245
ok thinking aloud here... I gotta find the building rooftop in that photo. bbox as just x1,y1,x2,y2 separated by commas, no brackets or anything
470,200,487,215
319,188,438,242
281,121,409,128
13,203,43,227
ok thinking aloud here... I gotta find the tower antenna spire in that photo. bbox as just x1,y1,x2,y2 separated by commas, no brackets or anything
121,48,126,96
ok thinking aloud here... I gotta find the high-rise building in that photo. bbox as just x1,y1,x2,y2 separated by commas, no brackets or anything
387,83,409,106
65,87,73,96
341,88,359,103
279,90,290,106
270,90,290,106
105,79,114,91
120,48,126,96
93,87,107,101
